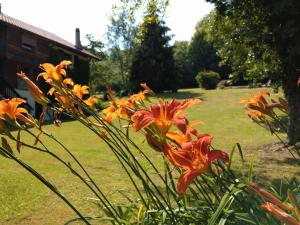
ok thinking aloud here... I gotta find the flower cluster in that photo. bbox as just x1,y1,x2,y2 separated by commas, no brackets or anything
38,61,98,111
102,84,152,122
240,91,288,133
2,60,228,197
103,88,228,195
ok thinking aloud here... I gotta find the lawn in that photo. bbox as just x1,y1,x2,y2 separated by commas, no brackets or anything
0,87,298,225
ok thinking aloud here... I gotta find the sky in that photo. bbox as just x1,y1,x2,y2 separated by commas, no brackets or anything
0,0,214,45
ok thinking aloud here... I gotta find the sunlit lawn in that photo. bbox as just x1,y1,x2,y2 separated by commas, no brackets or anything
0,87,298,225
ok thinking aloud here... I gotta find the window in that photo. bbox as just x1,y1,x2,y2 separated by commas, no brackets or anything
21,34,36,52
21,43,34,51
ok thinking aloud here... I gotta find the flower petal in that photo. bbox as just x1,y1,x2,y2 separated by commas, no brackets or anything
177,170,199,195
131,110,155,132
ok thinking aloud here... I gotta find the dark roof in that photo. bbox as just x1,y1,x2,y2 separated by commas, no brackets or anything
0,13,99,60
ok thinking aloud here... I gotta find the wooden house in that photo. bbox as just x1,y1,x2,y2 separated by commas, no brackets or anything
0,7,99,117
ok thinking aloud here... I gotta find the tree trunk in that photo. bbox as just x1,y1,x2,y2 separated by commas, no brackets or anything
282,63,300,144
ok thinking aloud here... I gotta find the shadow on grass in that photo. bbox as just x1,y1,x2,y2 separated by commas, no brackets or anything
158,90,205,100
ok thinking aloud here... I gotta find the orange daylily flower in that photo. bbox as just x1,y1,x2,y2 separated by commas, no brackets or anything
72,84,89,99
129,91,149,102
261,203,300,225
129,83,153,102
166,120,204,146
54,93,73,108
38,60,72,82
164,135,228,195
0,98,35,125
48,87,56,96
84,96,98,109
102,98,132,122
131,99,201,135
240,91,270,105
63,78,74,87
102,105,117,123
17,71,49,106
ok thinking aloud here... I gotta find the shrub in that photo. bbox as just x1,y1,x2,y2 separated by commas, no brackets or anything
196,71,220,89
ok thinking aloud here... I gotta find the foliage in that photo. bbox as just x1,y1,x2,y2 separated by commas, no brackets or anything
201,11,281,85
84,34,105,59
129,1,178,93
88,57,125,94
106,1,138,88
189,14,229,82
196,71,220,89
206,0,300,144
173,41,196,88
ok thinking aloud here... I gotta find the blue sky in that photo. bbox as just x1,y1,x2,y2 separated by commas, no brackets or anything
0,0,214,45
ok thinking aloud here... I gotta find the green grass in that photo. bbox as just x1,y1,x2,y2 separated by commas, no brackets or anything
0,87,298,225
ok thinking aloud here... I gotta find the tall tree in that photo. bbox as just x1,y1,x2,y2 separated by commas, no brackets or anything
207,0,300,143
106,0,169,90
130,1,177,93
173,41,196,88
107,0,138,88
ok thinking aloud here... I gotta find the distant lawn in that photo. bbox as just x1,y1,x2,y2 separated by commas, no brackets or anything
0,87,298,225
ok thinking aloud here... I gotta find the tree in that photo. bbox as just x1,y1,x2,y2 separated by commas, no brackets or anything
203,11,281,85
189,14,228,82
207,0,300,143
107,1,138,88
130,1,177,93
173,41,196,88
106,0,169,90
84,34,105,59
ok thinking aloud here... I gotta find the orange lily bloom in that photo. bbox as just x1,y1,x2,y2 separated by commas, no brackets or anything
17,71,49,106
102,105,117,123
54,93,73,109
129,83,153,102
166,120,204,146
102,98,132,122
0,98,35,125
261,203,300,225
63,78,74,87
129,91,149,102
38,60,72,82
72,84,89,99
131,99,201,135
84,96,98,109
164,135,228,195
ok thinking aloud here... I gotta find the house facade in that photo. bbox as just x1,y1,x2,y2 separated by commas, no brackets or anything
0,10,98,117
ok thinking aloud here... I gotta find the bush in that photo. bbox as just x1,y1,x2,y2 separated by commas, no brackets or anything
196,71,220,89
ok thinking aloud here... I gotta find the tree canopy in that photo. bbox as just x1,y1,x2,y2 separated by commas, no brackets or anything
207,0,300,143
129,1,177,93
